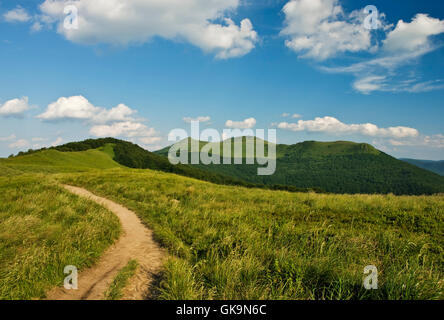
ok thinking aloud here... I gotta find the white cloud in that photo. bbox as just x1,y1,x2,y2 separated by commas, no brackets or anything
281,0,376,60
90,121,157,139
371,134,444,156
0,134,16,142
9,139,29,149
278,116,419,139
281,0,444,94
94,104,137,124
292,114,302,119
405,80,444,93
38,0,258,59
37,96,137,124
388,134,444,149
352,77,444,94
3,7,31,23
38,96,99,121
0,97,30,117
321,13,444,94
183,116,211,123
383,14,444,54
37,95,162,145
282,113,290,117
353,76,387,94
225,117,257,129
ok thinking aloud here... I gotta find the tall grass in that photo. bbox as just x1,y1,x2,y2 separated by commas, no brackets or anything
0,175,121,299
60,168,444,300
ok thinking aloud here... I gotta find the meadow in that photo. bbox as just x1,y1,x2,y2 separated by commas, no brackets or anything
1,145,443,300
60,168,443,300
0,174,120,299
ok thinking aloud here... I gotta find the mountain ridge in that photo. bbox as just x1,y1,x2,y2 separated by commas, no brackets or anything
155,138,444,195
5,137,444,195
400,158,444,176
3,138,319,193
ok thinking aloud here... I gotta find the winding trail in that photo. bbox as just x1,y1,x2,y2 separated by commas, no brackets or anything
46,185,165,300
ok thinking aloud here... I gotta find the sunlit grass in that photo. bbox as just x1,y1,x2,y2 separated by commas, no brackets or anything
0,175,121,300
0,148,121,175
1,144,442,300
60,168,444,300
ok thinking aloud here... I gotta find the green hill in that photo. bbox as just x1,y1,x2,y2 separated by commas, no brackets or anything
0,146,121,175
155,138,444,195
1,138,443,300
5,138,315,192
7,137,444,195
401,159,444,176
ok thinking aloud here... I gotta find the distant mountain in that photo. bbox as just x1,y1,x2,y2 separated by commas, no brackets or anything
400,159,444,176
156,138,444,195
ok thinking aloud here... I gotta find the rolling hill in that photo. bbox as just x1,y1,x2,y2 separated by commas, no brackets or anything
156,138,444,195
0,145,121,175
5,138,316,192
7,137,444,195
1,137,442,300
400,159,444,176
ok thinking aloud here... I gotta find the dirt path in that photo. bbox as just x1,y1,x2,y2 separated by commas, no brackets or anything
46,185,165,300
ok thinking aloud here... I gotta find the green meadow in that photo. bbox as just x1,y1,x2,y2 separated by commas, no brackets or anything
0,175,120,299
0,143,443,299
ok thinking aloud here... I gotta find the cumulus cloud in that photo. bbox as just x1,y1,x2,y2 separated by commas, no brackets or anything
281,0,444,94
371,134,444,156
277,116,419,139
38,96,99,121
383,14,444,54
38,0,258,59
388,134,444,149
225,117,257,129
37,96,137,124
9,139,29,149
281,0,377,60
183,116,211,123
37,95,162,146
90,121,157,138
0,97,31,117
3,7,31,23
321,13,444,94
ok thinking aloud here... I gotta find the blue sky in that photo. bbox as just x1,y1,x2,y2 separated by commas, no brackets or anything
0,0,443,159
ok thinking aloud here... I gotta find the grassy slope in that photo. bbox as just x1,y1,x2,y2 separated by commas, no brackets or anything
0,175,120,299
33,138,317,192
156,139,444,195
2,142,443,300
60,169,444,300
0,147,121,175
0,146,122,299
401,159,444,176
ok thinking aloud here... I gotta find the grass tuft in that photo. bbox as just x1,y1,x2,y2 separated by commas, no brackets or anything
105,259,139,300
